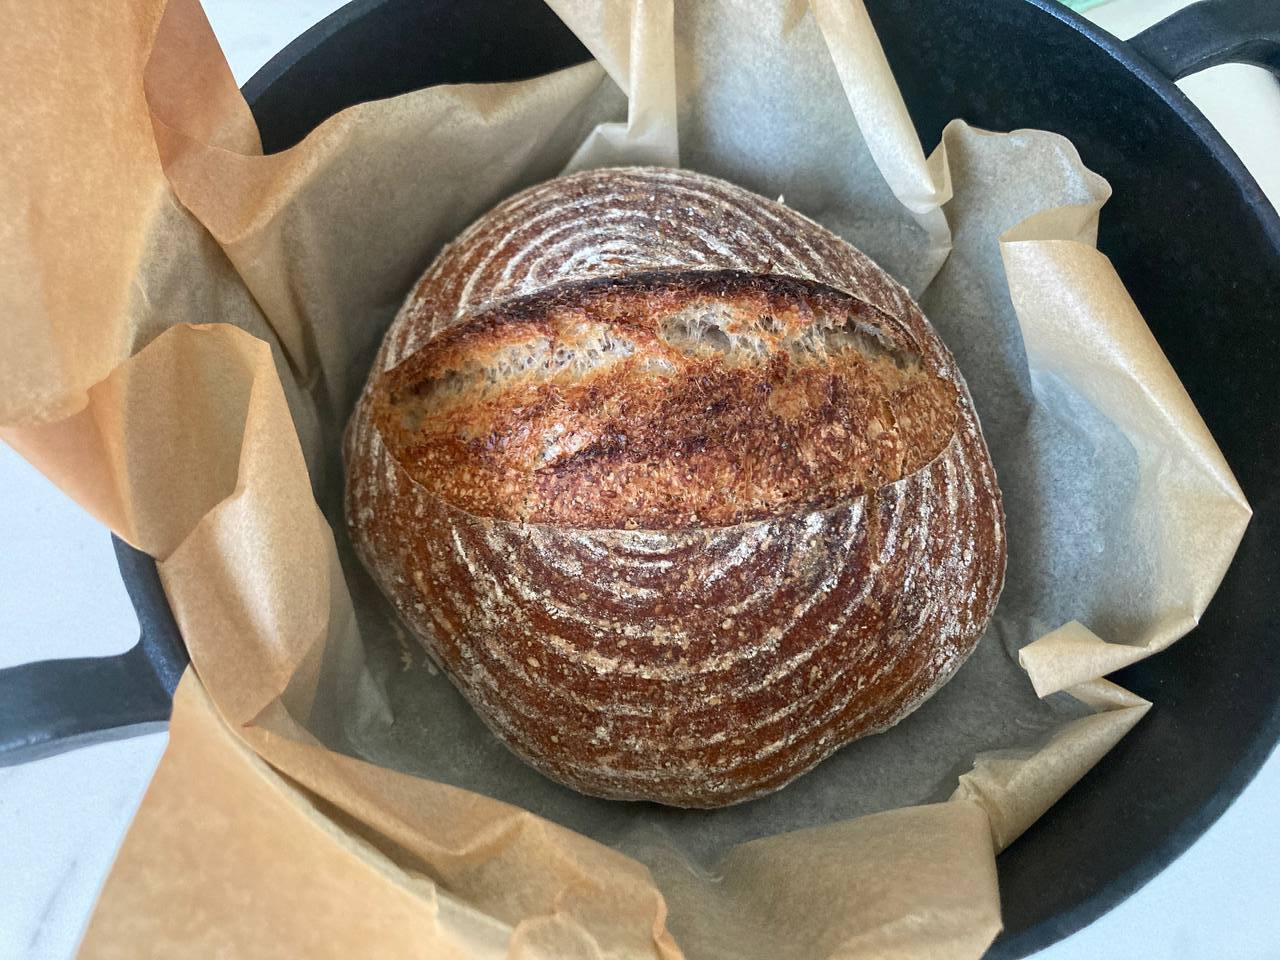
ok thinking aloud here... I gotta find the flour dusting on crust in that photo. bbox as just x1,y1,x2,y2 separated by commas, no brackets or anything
344,167,1005,807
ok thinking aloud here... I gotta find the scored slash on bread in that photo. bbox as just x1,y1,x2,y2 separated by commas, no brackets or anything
345,167,1005,807
373,270,959,528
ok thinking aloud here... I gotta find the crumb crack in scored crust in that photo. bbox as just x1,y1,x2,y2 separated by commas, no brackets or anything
374,270,959,529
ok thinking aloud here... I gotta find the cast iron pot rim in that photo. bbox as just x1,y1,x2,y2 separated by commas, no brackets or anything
237,0,1280,955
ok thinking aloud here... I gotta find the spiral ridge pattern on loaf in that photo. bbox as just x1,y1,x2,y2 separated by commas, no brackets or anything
382,167,918,370
346,167,1005,806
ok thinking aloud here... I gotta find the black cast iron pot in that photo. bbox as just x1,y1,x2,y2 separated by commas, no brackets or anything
3,1,1278,956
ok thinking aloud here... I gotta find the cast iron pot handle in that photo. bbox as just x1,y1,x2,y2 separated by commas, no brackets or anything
0,537,188,765
1127,0,1280,80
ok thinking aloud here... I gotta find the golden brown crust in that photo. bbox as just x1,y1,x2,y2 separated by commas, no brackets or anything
344,166,1007,807
373,270,959,528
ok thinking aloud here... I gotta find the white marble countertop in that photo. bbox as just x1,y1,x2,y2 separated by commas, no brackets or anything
2,1,1277,957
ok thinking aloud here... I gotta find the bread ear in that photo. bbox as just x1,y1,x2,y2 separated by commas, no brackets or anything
371,269,960,528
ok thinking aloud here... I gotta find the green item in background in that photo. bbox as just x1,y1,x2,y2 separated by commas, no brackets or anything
1060,0,1111,11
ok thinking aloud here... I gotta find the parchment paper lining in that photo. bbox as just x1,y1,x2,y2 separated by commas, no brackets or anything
0,1,1248,957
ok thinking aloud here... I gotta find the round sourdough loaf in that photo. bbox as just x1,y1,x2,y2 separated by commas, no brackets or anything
344,167,1005,807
